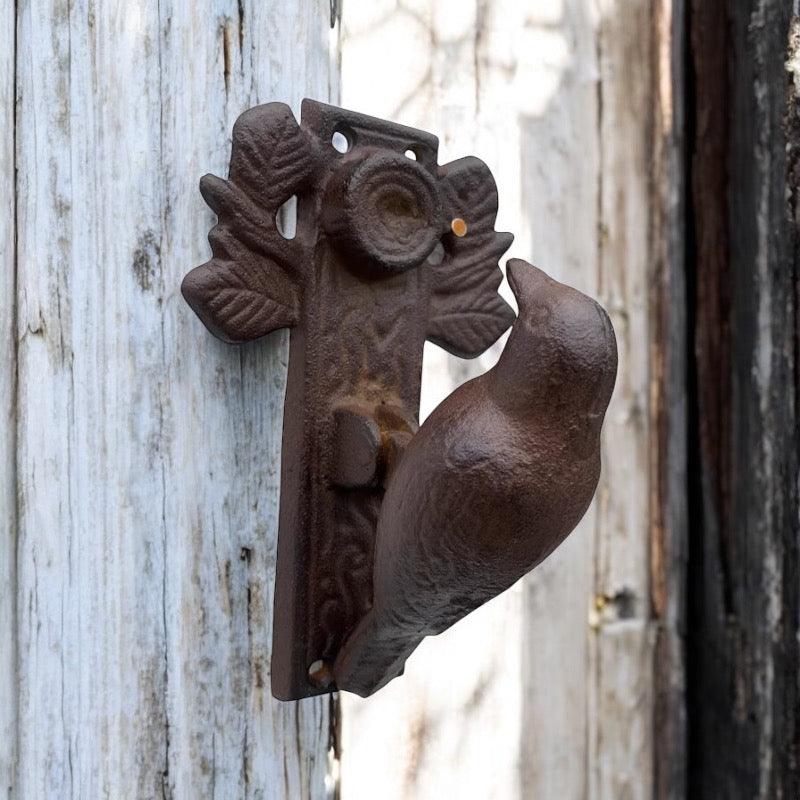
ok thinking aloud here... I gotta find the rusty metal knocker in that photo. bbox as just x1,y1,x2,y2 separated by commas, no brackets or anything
181,100,617,700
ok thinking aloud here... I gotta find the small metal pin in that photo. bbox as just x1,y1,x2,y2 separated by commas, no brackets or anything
307,659,333,687
451,217,468,237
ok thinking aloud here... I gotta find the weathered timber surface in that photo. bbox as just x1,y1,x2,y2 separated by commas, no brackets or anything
9,1,338,797
338,3,528,796
650,1,688,799
1,1,17,795
519,1,603,796
338,1,669,798
590,1,657,797
688,1,800,797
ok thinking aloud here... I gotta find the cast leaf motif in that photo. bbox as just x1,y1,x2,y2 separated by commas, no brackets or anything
181,259,300,343
181,103,317,342
427,156,515,358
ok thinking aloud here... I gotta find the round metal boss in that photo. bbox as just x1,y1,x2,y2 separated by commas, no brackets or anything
324,153,444,274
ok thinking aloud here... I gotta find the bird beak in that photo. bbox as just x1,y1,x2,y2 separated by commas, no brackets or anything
506,259,552,310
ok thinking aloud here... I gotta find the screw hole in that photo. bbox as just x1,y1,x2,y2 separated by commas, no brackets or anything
404,148,418,161
332,128,351,153
276,195,297,239
308,659,332,687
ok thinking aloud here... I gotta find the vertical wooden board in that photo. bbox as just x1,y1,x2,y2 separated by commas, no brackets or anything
0,1,16,795
338,3,526,798
15,2,163,794
14,0,337,797
159,0,336,794
592,622,655,798
594,0,653,618
589,1,656,798
514,1,600,797
650,1,687,798
341,1,662,798
689,1,799,795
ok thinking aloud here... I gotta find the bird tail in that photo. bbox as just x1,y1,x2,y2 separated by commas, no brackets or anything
333,607,422,697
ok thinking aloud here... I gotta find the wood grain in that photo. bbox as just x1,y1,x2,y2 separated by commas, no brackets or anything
339,3,526,797
650,2,687,798
688,1,800,796
339,1,664,798
11,1,337,796
590,2,656,798
1,1,17,795
517,1,599,796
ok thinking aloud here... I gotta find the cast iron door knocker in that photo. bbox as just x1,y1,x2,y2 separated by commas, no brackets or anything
182,100,618,700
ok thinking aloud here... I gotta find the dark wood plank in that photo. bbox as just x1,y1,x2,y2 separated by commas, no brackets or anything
688,1,800,795
651,2,689,797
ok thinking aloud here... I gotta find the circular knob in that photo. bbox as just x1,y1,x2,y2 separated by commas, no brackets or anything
322,152,445,274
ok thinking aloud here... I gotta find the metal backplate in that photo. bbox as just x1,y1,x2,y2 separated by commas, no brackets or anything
182,99,514,699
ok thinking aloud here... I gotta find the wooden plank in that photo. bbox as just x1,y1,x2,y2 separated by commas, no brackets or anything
517,1,600,796
1,1,16,795
650,1,687,798
13,0,337,796
590,1,656,798
338,4,526,798
688,1,800,796
159,2,337,793
339,1,660,798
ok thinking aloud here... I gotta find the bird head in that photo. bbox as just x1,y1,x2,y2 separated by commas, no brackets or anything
490,259,617,434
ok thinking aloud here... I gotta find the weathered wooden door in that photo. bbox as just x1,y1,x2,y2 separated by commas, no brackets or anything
4,1,798,798
2,2,338,796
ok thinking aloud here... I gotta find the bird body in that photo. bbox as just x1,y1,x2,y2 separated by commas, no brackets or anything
334,259,618,696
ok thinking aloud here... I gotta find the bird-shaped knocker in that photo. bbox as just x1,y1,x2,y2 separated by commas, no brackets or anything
334,259,617,696
182,100,617,700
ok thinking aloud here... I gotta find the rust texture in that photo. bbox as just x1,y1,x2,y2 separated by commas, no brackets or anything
182,100,617,700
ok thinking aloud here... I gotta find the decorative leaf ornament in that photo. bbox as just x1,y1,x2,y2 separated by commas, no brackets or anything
428,157,515,358
183,104,513,352
182,103,318,342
